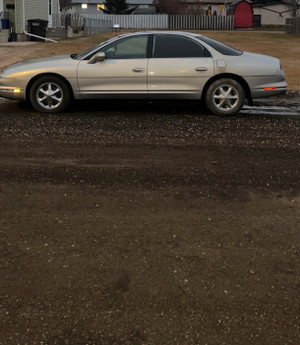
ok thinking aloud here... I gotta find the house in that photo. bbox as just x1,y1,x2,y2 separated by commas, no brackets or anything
201,0,230,16
227,0,253,28
253,2,299,26
70,0,156,14
0,0,60,42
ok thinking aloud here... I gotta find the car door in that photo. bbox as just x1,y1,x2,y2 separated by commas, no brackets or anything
148,34,214,99
77,35,149,97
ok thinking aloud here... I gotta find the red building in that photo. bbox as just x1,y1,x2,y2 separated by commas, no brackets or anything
227,0,253,29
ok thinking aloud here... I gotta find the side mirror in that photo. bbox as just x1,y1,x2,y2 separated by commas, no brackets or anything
88,52,106,64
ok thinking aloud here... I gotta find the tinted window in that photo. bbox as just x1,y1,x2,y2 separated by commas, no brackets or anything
100,35,148,59
153,34,211,58
76,37,118,60
197,36,243,56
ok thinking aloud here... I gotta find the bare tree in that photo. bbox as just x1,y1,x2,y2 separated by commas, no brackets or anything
154,0,205,14
284,0,300,17
154,0,188,14
103,0,137,14
187,1,206,15
59,0,72,11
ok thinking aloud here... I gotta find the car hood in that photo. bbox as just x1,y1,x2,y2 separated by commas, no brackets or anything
2,55,75,74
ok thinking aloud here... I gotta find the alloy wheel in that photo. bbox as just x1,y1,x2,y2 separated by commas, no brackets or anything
212,84,239,112
36,82,63,110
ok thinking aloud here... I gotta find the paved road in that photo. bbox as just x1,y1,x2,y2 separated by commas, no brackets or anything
0,99,299,345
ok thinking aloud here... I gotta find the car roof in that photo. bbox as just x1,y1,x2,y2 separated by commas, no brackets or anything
116,31,204,39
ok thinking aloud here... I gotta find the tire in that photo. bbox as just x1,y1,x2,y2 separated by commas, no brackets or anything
29,76,70,113
205,78,245,116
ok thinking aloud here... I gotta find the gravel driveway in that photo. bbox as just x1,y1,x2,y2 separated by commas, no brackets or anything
0,99,299,345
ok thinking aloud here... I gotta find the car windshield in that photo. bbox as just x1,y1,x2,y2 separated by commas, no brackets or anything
196,36,243,56
72,37,120,60
72,45,102,60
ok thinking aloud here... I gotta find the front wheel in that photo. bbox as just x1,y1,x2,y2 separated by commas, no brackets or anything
29,76,70,113
205,78,245,116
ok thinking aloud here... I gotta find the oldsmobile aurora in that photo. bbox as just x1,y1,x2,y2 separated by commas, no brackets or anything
0,31,287,116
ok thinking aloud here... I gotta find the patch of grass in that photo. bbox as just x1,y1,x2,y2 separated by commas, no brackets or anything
253,25,285,31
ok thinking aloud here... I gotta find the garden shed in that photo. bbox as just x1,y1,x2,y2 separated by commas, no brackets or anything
227,0,253,29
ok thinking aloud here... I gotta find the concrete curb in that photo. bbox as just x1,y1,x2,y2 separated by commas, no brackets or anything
0,41,40,46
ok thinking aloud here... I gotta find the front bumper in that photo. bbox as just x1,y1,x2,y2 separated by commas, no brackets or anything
0,76,26,101
0,87,26,101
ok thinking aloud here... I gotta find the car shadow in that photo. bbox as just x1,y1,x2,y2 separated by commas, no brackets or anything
9,98,281,118
67,99,209,117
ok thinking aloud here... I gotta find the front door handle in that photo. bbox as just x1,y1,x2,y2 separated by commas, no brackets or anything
195,67,208,72
132,68,145,73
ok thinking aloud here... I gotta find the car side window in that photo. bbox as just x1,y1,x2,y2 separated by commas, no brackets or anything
153,34,211,58
100,35,148,59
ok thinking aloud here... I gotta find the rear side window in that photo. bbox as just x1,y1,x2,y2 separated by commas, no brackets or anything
153,34,211,58
197,36,243,56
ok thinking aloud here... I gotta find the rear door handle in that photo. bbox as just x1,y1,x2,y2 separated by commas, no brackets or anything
195,67,208,72
132,68,145,73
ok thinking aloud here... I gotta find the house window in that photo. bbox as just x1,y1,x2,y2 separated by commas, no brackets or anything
82,4,88,9
97,4,105,11
49,0,52,15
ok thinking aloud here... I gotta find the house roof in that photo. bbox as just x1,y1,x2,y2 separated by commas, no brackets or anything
71,0,154,4
252,1,300,7
185,0,234,4
228,0,252,6
70,0,239,6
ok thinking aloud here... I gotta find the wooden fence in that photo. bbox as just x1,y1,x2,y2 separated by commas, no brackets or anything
169,15,234,30
286,17,300,35
81,14,168,30
83,18,113,36
81,14,234,32
53,13,235,35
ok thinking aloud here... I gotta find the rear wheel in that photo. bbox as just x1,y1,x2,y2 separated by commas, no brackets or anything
29,76,70,113
205,78,245,116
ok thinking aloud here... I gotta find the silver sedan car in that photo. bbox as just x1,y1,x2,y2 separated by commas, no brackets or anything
0,31,287,116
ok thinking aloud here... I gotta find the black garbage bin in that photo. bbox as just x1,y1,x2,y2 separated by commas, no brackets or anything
28,19,48,41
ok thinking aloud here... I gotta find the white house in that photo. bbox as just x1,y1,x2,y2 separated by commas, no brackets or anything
253,2,300,26
0,0,60,41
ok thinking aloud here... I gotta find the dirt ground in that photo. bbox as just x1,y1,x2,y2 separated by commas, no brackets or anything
0,32,299,345
0,42,48,70
0,98,299,345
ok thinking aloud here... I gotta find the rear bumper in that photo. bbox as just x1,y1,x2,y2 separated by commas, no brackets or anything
251,82,288,99
247,74,288,100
